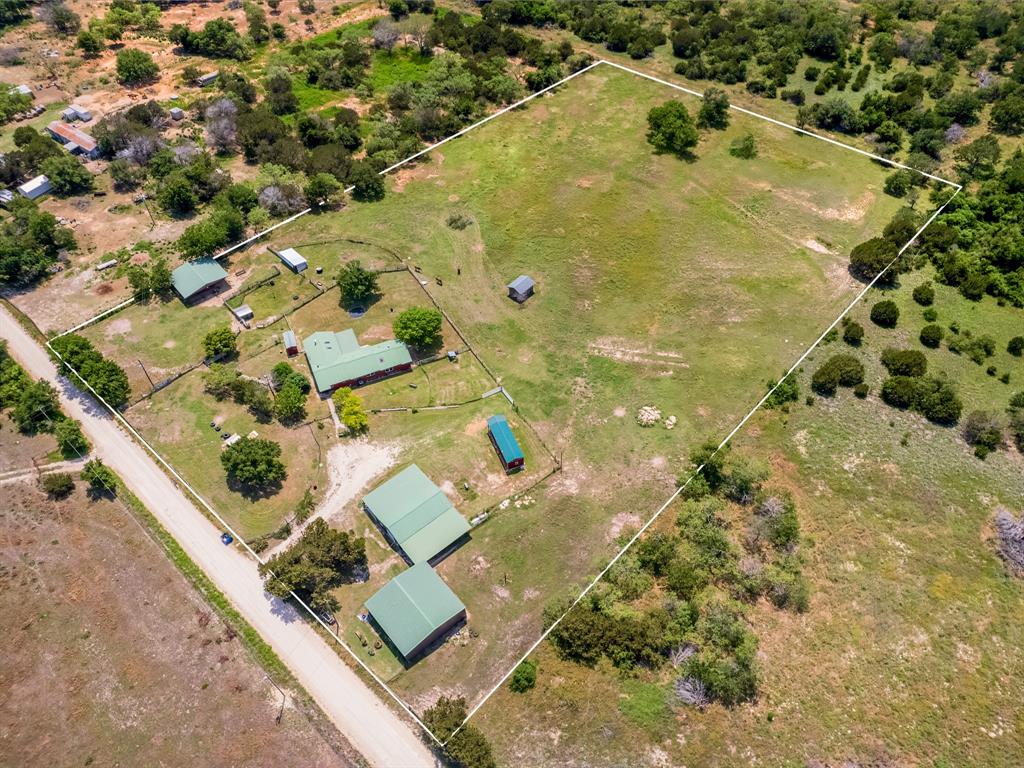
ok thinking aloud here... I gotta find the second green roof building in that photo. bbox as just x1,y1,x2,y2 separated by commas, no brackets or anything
304,329,413,394
363,464,469,565
170,258,228,303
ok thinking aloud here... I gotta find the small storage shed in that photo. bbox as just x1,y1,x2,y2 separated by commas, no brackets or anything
233,304,254,322
507,274,535,303
363,464,469,564
487,414,525,473
196,71,220,87
17,174,51,200
277,247,308,273
170,259,229,303
169,107,185,121
283,329,298,357
365,562,466,661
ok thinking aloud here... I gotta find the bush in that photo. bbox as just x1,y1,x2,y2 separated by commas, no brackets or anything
948,333,996,364
41,472,75,499
646,101,698,157
881,348,927,377
870,300,899,328
912,281,935,306
764,373,799,410
842,321,864,346
508,659,537,693
1011,391,1024,410
1008,336,1024,357
116,48,159,85
54,418,89,459
922,307,938,322
202,326,236,360
811,354,864,396
728,133,757,159
920,324,944,348
882,375,963,424
880,376,918,409
392,307,442,350
853,382,869,398
849,237,898,283
82,458,117,496
962,410,1003,458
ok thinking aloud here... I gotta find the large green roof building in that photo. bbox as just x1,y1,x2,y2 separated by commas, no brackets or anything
365,562,466,660
363,464,469,565
303,329,413,394
170,258,228,303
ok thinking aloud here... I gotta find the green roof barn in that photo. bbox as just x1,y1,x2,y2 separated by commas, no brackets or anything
171,259,228,303
365,562,466,660
363,464,469,564
304,329,413,394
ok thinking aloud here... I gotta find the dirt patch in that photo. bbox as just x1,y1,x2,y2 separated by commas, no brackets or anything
463,417,488,437
104,317,132,337
587,338,689,369
803,238,833,254
607,511,641,543
0,483,351,767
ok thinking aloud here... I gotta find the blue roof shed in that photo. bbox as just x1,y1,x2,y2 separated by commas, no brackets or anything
487,414,524,472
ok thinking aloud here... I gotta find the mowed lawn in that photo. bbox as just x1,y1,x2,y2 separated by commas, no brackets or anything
274,63,911,706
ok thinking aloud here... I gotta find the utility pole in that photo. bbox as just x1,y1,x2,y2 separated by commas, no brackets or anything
138,358,155,390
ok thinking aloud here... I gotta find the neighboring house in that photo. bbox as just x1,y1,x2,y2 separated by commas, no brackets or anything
170,259,229,303
283,330,298,357
17,175,51,200
46,121,100,159
365,562,466,662
62,104,92,122
362,464,470,565
276,247,308,273
196,71,219,87
507,274,535,303
487,414,525,473
303,329,412,394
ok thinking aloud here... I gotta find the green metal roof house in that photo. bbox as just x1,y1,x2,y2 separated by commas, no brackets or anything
303,329,413,394
171,259,228,303
487,414,525,473
365,562,466,660
363,464,469,565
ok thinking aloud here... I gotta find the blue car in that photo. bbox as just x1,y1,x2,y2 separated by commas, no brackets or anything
220,532,233,545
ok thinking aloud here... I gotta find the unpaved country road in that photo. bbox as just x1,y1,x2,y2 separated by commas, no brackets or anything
0,306,436,768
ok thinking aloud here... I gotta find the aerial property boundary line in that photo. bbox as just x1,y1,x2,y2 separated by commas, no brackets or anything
47,59,962,749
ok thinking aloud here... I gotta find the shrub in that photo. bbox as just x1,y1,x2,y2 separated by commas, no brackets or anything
948,333,996,364
849,237,898,282
870,300,899,328
962,410,1003,459
811,354,864,396
881,348,927,377
508,659,537,693
202,326,236,360
853,382,869,398
922,307,938,322
920,324,944,348
82,459,117,496
764,373,799,410
912,281,935,306
842,321,864,346
54,418,89,459
646,101,698,157
1009,336,1024,357
880,376,918,409
41,472,74,499
728,133,757,159
1011,391,1024,410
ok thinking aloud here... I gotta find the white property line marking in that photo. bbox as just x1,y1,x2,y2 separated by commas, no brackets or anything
599,60,960,188
50,58,963,749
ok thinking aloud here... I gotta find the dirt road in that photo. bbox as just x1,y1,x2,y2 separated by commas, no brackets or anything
0,306,436,768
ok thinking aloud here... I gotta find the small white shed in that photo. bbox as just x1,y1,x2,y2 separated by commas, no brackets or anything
277,247,308,273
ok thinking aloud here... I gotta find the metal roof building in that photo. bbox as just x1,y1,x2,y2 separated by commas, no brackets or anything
283,329,298,356
47,120,99,158
363,464,469,565
17,174,51,200
171,259,228,303
487,414,525,473
365,562,466,660
507,274,535,303
304,329,412,394
277,247,308,273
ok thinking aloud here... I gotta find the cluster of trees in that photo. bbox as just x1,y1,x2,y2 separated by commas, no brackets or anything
422,696,496,768
81,0,161,49
203,363,273,422
258,519,366,611
646,87,731,159
169,18,251,61
547,441,806,709
0,197,76,287
49,333,131,408
127,257,172,301
0,125,61,190
880,372,963,425
1,342,90,459
271,362,310,424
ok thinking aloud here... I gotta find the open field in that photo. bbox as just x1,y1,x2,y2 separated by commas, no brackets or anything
475,276,1024,767
258,62,917,710
0,481,350,767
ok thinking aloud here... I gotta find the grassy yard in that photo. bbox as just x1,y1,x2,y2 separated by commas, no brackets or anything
475,280,1024,767
125,369,327,540
368,47,433,92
